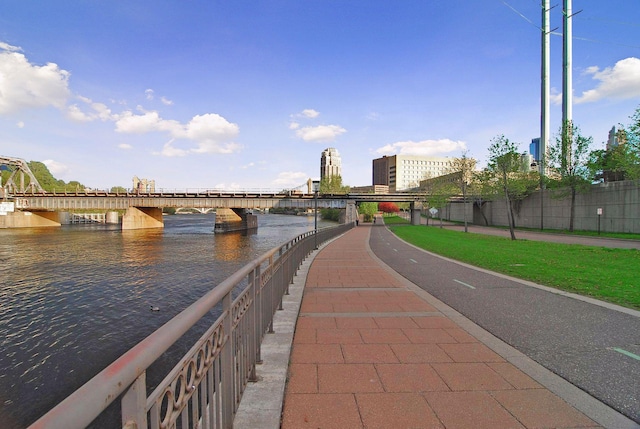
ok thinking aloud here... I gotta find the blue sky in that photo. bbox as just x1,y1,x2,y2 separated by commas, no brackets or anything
1,1,639,191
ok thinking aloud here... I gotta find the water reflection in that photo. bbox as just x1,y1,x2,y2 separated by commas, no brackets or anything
0,213,330,428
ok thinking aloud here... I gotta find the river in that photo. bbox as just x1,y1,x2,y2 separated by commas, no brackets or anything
0,213,330,428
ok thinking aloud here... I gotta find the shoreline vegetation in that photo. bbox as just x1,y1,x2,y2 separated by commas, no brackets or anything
384,215,640,310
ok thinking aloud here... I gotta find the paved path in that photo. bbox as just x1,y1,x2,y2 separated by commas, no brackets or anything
369,222,640,424
279,224,638,428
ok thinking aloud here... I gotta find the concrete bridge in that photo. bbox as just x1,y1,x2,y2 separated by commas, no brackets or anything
1,189,425,231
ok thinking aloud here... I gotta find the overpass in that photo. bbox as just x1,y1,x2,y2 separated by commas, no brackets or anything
2,189,426,231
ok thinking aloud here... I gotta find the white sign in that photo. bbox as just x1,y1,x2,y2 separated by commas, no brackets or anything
429,207,438,216
0,202,15,213
597,207,603,215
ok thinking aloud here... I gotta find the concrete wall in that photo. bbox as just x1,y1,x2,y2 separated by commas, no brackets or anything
443,180,640,233
122,207,164,230
0,211,61,228
339,201,358,224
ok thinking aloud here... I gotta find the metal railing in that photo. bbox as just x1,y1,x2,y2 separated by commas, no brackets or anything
28,223,354,429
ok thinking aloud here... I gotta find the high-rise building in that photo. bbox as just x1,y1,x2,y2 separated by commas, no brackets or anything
372,154,453,192
530,138,540,162
320,148,341,180
607,126,621,150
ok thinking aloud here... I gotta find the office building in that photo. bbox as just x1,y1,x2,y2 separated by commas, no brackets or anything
320,148,341,180
372,155,453,192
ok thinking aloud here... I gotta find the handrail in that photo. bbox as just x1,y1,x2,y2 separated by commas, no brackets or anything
28,223,354,429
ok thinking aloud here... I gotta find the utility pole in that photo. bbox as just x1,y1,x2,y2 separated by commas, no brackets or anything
540,0,551,230
562,0,572,128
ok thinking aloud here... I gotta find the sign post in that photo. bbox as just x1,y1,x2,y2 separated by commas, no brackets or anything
597,207,603,235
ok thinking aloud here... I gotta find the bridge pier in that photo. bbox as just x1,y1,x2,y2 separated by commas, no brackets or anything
410,202,423,225
0,210,61,228
340,201,358,224
122,207,163,230
214,208,257,233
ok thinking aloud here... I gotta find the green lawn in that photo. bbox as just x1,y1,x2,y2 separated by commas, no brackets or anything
386,222,640,310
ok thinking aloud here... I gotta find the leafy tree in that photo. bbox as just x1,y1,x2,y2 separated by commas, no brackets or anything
486,135,522,240
378,202,400,215
358,202,378,222
446,152,477,232
25,161,89,192
110,186,128,193
319,175,349,194
468,168,495,226
320,208,341,221
547,121,593,232
591,106,640,181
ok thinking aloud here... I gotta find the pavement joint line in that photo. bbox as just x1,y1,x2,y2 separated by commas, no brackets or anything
409,258,418,263
299,311,443,318
366,225,639,429
453,278,476,289
611,347,640,361
308,287,407,291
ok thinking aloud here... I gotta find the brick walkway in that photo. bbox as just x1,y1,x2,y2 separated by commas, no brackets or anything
280,225,602,429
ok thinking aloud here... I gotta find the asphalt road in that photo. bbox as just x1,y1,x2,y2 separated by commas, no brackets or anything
369,224,640,423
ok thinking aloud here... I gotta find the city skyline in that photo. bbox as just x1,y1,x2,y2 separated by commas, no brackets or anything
1,1,639,190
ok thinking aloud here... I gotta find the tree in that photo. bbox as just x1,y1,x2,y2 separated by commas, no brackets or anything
27,161,88,192
468,168,495,226
319,175,349,194
358,202,378,222
548,121,593,232
447,152,477,232
591,106,640,182
110,186,128,193
486,135,521,240
378,202,400,215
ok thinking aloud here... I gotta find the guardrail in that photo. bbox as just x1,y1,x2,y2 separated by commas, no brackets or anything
28,223,354,429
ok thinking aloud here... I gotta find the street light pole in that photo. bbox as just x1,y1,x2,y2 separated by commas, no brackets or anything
313,180,320,249
463,180,468,233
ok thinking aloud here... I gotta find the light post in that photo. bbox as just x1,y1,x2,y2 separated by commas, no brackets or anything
312,180,320,249
462,180,468,233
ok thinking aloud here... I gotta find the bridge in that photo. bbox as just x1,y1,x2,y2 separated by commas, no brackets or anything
2,189,426,231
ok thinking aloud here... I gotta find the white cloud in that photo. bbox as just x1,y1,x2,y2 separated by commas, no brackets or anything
16,121,24,128
375,139,466,156
272,171,309,187
576,57,640,104
240,162,255,169
183,114,242,154
118,143,132,149
0,43,71,114
145,89,154,100
155,139,189,157
301,109,320,118
161,96,173,106
289,121,300,130
296,124,346,142
550,88,563,105
121,111,240,156
213,182,242,190
42,159,69,176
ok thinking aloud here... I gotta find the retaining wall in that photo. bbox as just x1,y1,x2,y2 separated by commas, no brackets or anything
443,180,640,233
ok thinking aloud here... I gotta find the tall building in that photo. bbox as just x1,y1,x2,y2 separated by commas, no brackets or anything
607,126,621,150
372,155,453,192
530,138,540,162
320,148,341,180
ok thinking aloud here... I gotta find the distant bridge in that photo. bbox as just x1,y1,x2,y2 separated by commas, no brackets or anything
3,189,426,230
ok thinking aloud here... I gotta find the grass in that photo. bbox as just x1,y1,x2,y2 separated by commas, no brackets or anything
385,220,640,310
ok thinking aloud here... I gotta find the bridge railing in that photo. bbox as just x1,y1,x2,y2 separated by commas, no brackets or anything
28,222,354,429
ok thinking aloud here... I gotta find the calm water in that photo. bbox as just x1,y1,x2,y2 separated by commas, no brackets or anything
0,213,328,428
